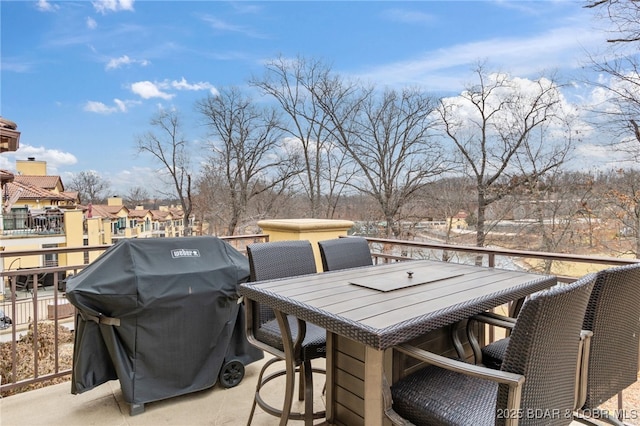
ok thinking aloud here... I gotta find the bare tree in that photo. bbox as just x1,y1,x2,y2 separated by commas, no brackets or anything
436,65,577,253
419,176,477,244
124,186,150,207
581,2,640,260
581,2,640,259
193,164,231,235
251,55,356,218
66,171,111,204
315,81,447,237
196,86,296,235
135,109,193,235
585,0,640,43
601,168,640,258
585,55,640,163
523,170,599,273
583,0,640,162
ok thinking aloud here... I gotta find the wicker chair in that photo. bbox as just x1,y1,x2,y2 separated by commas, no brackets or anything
318,237,373,272
244,240,326,426
474,264,640,425
384,273,596,426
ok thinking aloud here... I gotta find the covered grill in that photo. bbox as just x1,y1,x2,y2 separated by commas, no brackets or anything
66,236,262,415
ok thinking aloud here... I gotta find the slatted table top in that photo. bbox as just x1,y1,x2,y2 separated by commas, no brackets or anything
239,259,556,350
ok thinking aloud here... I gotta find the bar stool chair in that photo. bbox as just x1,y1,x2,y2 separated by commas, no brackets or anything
244,240,326,426
468,263,640,425
385,273,596,425
318,236,373,272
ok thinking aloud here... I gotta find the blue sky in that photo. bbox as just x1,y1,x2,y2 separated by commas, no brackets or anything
0,1,614,196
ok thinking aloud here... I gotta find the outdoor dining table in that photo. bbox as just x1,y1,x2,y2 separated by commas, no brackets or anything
239,258,557,426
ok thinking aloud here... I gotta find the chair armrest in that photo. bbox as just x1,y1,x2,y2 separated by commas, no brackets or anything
471,312,517,329
395,343,525,386
467,312,517,365
574,330,593,410
244,298,287,359
391,343,525,425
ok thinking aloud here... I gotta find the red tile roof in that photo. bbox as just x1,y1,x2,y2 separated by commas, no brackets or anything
151,210,171,220
4,181,75,202
14,175,63,191
61,191,79,201
87,204,129,219
128,209,151,218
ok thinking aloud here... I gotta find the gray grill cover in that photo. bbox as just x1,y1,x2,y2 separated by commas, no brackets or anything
66,236,254,405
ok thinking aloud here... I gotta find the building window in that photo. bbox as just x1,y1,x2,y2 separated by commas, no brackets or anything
112,217,127,234
84,238,89,264
43,243,58,267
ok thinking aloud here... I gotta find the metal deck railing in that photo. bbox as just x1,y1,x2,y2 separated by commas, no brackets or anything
0,233,637,396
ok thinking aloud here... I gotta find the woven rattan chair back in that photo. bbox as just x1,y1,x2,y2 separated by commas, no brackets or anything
318,237,373,272
244,240,325,425
581,263,640,409
246,240,317,332
498,274,596,423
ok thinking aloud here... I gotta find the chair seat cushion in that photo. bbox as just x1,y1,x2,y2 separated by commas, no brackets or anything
255,316,326,360
391,364,497,426
481,337,510,370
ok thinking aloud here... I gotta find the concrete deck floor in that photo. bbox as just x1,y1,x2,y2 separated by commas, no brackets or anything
0,355,616,426
0,356,328,426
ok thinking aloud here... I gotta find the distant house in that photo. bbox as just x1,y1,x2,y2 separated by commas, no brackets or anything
1,159,80,238
449,211,469,230
4,158,79,211
85,197,132,239
0,156,194,295
150,206,187,238
86,197,191,240
0,117,20,152
0,158,86,286
128,206,154,238
0,138,195,296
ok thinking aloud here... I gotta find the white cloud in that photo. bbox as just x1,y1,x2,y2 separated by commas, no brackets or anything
105,166,167,196
589,71,640,109
200,15,265,38
130,81,174,100
92,0,135,14
0,156,13,171
3,145,78,175
383,9,435,24
127,78,217,101
230,3,262,14
171,77,219,95
84,101,118,114
113,99,127,112
1,59,33,73
35,0,58,12
107,56,132,69
356,24,607,92
105,55,150,70
86,17,97,30
574,143,629,169
83,98,138,114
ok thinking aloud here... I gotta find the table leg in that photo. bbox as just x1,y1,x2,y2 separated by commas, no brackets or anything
326,332,335,424
364,346,391,426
